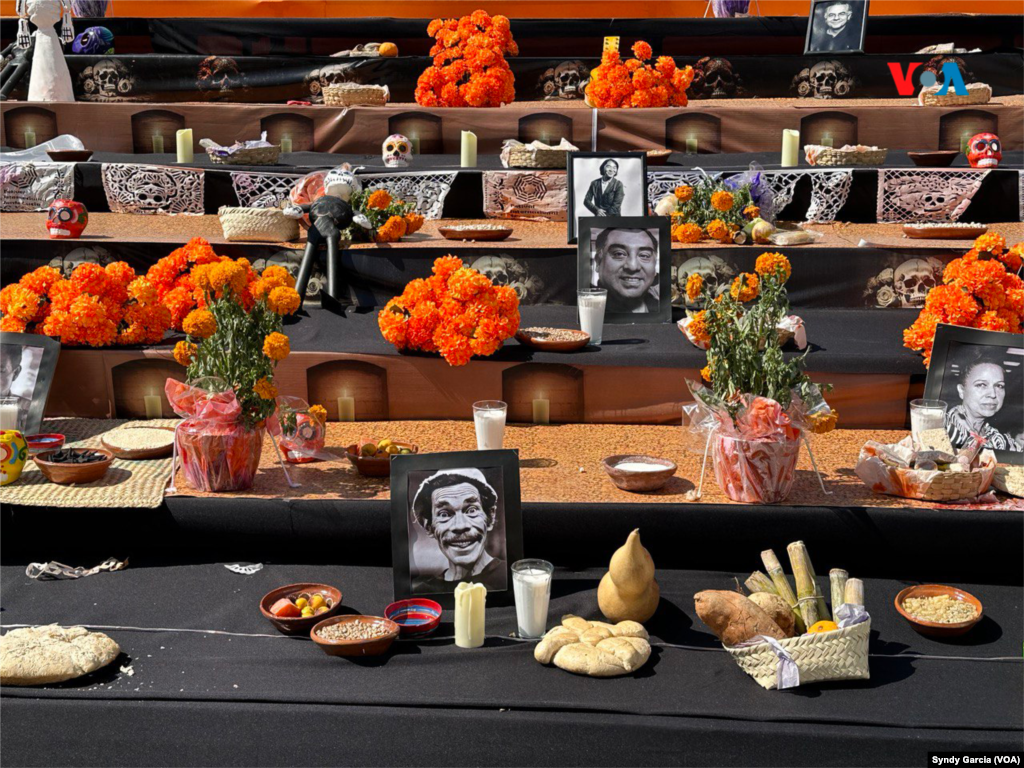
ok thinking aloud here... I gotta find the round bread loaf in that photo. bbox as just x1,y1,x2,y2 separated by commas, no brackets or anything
1,625,120,686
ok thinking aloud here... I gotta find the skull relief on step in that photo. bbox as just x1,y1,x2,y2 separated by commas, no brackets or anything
382,134,413,168
893,258,942,308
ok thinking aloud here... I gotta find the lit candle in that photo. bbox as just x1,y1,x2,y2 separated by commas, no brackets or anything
152,134,164,154
820,132,833,148
781,128,800,167
460,130,477,167
532,398,550,425
960,133,970,154
280,135,293,154
410,133,420,155
454,582,486,648
175,129,193,163
337,396,355,422
144,395,162,419
24,128,36,148
685,137,698,154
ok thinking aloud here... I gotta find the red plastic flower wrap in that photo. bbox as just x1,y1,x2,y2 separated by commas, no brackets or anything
585,41,693,108
378,255,520,366
904,236,1024,366
415,10,518,107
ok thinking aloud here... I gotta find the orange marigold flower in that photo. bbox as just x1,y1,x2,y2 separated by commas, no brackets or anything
685,273,704,302
267,286,301,316
755,252,792,283
674,185,694,202
631,40,653,61
743,205,761,220
183,308,217,339
998,243,1023,273
448,267,492,301
710,190,735,212
706,219,731,243
809,410,839,434
404,212,425,234
70,262,110,296
700,364,712,383
208,260,248,297
1,315,28,333
173,340,197,367
688,310,710,342
366,189,393,210
730,272,760,302
260,264,295,290
19,266,62,296
974,232,1006,255
376,215,408,243
128,277,159,305
0,284,40,321
105,261,136,287
432,255,465,280
253,377,278,401
672,222,703,243
262,331,291,361
922,284,979,325
308,404,328,424
974,310,1011,333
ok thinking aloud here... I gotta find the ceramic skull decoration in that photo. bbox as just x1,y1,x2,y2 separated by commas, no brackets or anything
323,166,362,202
967,133,1001,168
46,199,88,239
382,134,413,168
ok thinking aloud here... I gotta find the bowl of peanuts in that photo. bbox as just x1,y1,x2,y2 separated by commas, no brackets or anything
310,614,400,657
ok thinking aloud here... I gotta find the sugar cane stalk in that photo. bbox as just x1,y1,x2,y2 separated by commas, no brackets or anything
787,541,826,629
745,571,778,596
829,568,849,621
844,578,865,607
760,549,805,634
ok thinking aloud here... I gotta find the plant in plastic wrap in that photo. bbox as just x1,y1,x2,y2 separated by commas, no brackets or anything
166,262,301,492
276,397,333,464
681,252,837,503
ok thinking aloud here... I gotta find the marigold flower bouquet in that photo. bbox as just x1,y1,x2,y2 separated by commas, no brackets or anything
415,10,518,107
682,252,836,503
352,189,425,244
584,41,694,108
378,255,520,366
167,262,302,492
146,237,230,331
903,234,1023,367
654,177,765,245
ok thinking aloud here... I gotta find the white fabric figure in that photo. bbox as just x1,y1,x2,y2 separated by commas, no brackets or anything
19,0,75,102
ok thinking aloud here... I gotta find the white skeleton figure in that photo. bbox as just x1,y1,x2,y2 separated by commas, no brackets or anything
49,245,114,277
892,257,944,308
382,134,413,168
675,255,736,305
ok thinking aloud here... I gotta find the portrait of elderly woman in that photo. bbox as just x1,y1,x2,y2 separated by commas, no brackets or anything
567,152,647,243
408,467,508,594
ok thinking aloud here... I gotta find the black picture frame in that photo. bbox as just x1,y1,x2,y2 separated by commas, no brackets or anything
577,216,672,325
390,449,523,608
0,332,60,436
924,324,1024,466
567,151,649,244
804,0,869,55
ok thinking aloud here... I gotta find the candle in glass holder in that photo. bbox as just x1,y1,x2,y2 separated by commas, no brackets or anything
820,132,834,148
532,398,550,425
410,133,420,155
280,135,293,154
781,129,800,167
0,398,20,430
24,129,36,148
337,396,355,422
461,130,478,167
152,134,164,154
454,581,486,648
910,398,947,450
473,400,506,450
176,129,193,163
685,137,698,154
144,395,162,419
960,133,970,153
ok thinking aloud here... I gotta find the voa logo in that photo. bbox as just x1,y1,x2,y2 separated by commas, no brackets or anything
887,61,968,97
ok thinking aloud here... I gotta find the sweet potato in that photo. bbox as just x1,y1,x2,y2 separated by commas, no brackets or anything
693,590,786,646
269,598,301,618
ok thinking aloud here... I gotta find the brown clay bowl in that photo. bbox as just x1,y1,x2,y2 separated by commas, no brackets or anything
260,583,343,636
33,448,114,485
601,454,677,492
311,615,400,657
907,150,959,168
101,426,175,460
646,149,672,165
902,224,988,240
345,442,418,477
438,226,513,242
46,149,94,162
515,327,591,352
894,584,983,638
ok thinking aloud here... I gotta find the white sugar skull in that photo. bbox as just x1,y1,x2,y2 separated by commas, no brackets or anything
382,134,413,168
323,166,362,202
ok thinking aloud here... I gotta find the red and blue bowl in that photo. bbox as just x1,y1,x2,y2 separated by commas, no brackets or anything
384,598,442,638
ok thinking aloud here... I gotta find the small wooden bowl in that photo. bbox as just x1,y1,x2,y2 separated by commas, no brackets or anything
259,583,343,636
25,433,65,457
345,442,418,477
515,327,591,352
46,150,94,162
385,598,442,638
903,224,988,240
101,427,175,460
894,584,983,638
907,150,959,168
311,615,400,657
646,149,672,166
602,454,677,492
438,226,513,242
33,448,113,485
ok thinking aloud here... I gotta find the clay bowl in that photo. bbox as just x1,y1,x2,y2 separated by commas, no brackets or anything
345,442,418,477
25,433,65,457
645,149,672,166
33,448,113,485
515,327,591,352
907,150,959,168
902,224,988,240
46,150,94,162
385,598,442,638
311,615,400,657
101,427,175,460
894,584,983,638
259,583,343,636
438,226,513,242
602,454,677,492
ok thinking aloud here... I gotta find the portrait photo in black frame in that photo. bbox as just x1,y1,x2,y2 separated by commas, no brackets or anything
390,449,523,608
567,151,649,244
0,332,61,436
924,324,1024,466
804,0,869,55
577,216,672,325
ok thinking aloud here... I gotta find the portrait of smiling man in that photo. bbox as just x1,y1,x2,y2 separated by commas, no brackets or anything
806,0,867,54
409,467,508,593
592,227,661,314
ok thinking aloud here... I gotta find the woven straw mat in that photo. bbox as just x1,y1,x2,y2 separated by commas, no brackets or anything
0,418,175,509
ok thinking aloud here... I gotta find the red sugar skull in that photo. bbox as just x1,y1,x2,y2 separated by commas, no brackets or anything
967,132,1001,169
46,199,89,239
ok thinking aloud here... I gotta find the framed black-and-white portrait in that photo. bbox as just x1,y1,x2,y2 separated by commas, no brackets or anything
578,216,671,324
0,333,60,436
567,151,648,244
804,0,869,55
924,324,1024,465
390,449,523,608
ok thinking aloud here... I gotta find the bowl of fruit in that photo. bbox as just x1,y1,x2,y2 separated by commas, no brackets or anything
260,583,343,635
345,439,418,477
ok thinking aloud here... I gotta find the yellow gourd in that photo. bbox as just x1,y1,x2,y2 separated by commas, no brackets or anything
597,529,660,623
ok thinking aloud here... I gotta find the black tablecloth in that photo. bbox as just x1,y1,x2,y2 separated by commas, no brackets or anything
1,562,1020,766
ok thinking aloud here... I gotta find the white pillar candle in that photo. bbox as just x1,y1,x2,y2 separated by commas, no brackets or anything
176,129,194,164
532,399,550,425
685,137,698,154
781,129,799,167
460,130,477,167
144,395,162,420
337,396,355,422
820,132,833,148
280,135,293,154
410,133,420,155
24,129,36,148
0,403,20,430
454,581,486,648
152,134,165,154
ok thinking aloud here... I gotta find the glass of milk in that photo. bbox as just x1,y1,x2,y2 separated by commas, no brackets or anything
0,398,20,431
512,559,554,639
577,288,607,345
473,400,507,450
910,399,947,450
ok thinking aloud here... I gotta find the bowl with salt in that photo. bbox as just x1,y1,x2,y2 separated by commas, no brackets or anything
601,454,677,493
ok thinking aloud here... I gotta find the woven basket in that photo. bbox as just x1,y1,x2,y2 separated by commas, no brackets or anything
726,620,870,690
919,82,992,107
323,83,389,107
891,456,996,502
206,145,281,166
811,147,887,167
218,206,299,243
992,465,1024,498
507,146,571,169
